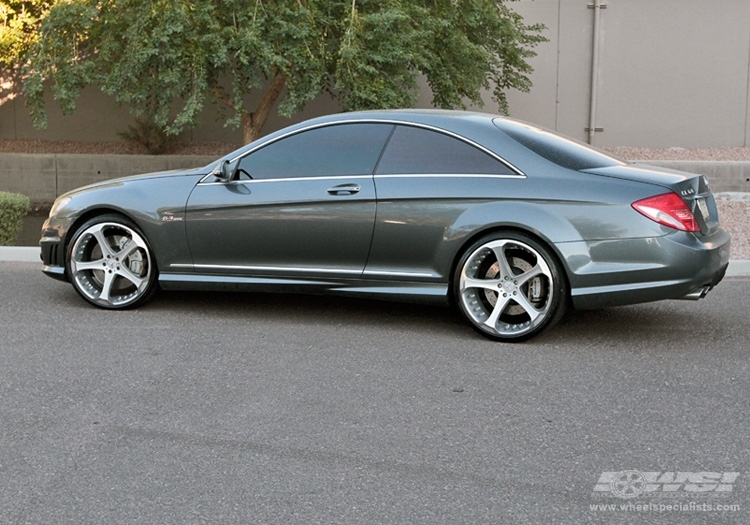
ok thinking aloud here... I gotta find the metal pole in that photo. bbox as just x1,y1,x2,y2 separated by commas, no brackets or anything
588,0,603,145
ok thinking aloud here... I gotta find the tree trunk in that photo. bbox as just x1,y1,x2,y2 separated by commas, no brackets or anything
242,71,287,144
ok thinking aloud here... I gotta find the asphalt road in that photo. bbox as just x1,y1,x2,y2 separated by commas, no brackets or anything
1,262,749,524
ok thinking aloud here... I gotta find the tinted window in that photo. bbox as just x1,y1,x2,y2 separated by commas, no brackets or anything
375,125,515,175
493,118,624,171
238,123,393,179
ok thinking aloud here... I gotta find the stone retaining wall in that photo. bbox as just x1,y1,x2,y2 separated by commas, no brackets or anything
0,154,217,203
644,161,750,194
1,153,749,203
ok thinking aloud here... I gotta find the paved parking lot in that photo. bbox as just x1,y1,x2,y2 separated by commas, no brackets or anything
1,262,749,523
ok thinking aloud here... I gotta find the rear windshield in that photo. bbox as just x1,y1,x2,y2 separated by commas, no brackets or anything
493,118,625,171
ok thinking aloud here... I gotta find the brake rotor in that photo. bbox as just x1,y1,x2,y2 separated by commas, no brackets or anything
483,257,543,314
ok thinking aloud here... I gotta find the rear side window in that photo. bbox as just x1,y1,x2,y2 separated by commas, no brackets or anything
375,125,516,175
493,118,624,171
238,123,394,179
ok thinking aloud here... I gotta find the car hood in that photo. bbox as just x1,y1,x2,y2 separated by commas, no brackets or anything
61,166,210,198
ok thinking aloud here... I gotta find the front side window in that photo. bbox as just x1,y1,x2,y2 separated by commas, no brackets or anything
375,125,516,175
237,123,394,179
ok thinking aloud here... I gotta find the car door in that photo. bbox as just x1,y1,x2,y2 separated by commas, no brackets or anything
364,124,522,281
185,123,394,277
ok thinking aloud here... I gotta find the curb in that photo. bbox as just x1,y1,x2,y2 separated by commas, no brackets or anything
1,246,749,277
0,247,40,262
727,260,750,277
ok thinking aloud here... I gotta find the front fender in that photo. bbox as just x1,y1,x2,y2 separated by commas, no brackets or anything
46,173,204,272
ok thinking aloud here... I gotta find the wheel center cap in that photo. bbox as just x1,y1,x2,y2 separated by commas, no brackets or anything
107,258,118,270
499,281,517,293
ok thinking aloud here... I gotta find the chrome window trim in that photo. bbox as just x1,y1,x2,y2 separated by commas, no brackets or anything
198,118,525,184
198,172,523,186
199,175,374,186
373,173,524,180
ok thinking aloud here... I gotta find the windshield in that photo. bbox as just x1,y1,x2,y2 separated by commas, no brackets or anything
493,118,625,171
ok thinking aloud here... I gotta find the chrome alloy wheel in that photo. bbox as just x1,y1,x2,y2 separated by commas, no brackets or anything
456,235,563,341
69,220,154,308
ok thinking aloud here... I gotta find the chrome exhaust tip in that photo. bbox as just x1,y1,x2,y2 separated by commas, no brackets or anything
679,285,712,301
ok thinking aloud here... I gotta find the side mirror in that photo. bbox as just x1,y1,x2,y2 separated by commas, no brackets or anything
212,159,238,182
218,160,236,182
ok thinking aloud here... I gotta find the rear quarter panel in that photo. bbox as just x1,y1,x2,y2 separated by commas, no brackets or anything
367,169,669,284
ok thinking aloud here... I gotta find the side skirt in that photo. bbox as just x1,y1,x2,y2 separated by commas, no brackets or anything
158,273,450,305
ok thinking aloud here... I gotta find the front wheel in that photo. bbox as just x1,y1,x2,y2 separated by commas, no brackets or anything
453,232,567,342
66,215,158,309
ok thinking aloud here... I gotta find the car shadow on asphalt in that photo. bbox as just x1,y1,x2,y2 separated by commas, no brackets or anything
42,279,711,346
548,300,721,348
148,288,468,335
142,289,705,346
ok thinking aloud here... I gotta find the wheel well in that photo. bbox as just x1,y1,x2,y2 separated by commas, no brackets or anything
63,208,134,254
447,226,571,305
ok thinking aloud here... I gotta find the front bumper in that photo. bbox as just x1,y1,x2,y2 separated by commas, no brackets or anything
40,225,68,282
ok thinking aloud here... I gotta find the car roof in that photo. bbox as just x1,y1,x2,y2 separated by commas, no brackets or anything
311,108,501,127
223,109,504,157
209,109,528,172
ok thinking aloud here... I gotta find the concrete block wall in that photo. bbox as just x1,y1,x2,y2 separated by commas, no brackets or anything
1,154,747,204
0,154,216,202
646,162,750,194
0,154,57,201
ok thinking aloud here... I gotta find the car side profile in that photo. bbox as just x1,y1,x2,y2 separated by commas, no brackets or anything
40,110,731,341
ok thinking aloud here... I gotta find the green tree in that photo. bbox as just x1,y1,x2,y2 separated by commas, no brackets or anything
24,0,546,144
1,0,51,104
1,0,51,68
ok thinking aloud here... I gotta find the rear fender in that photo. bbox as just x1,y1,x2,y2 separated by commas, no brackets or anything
438,199,666,283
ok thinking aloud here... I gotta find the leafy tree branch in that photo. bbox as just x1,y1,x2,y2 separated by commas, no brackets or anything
22,0,546,144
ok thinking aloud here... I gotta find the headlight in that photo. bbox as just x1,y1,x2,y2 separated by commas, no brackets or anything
49,197,71,217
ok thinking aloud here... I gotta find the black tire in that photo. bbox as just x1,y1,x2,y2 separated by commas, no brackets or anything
66,214,158,309
453,231,567,342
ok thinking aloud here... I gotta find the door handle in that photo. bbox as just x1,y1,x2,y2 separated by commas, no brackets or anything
327,183,361,196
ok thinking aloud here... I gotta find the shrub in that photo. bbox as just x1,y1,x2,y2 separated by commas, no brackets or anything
118,117,178,155
0,192,31,246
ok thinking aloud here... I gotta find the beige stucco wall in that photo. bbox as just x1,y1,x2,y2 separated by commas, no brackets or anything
2,0,749,148
505,0,750,148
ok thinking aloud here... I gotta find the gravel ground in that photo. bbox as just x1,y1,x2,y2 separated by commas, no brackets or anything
606,146,750,161
3,140,749,259
716,195,750,260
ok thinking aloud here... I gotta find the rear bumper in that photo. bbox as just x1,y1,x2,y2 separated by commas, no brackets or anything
564,228,731,309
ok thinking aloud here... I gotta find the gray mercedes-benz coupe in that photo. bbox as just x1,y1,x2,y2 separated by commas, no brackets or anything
40,110,730,341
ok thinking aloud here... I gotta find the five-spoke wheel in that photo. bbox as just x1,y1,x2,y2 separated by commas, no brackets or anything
454,232,566,341
67,215,157,309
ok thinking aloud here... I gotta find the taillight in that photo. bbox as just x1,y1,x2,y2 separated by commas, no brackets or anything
632,193,699,232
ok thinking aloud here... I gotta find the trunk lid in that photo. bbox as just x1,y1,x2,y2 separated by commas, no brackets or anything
583,163,720,235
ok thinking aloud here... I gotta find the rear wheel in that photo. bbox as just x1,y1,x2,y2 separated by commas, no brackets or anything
453,232,567,342
66,215,158,309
